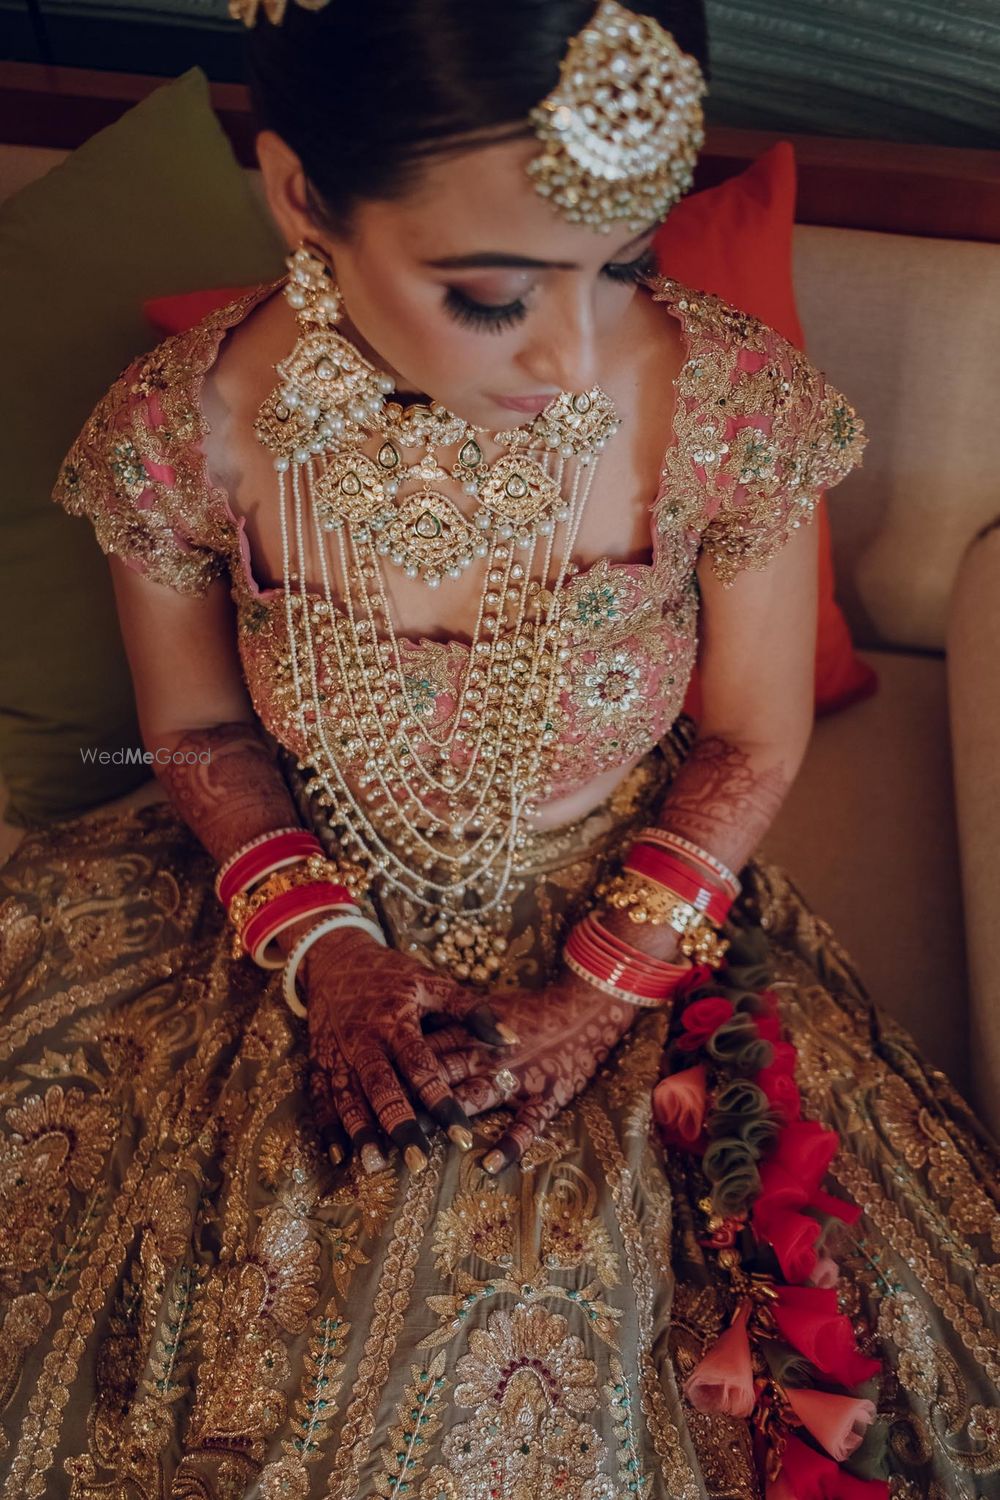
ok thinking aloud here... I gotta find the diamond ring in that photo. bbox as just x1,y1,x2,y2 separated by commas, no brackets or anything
493,1068,519,1097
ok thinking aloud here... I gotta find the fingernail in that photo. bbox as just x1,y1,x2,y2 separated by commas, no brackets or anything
482,1149,506,1174
448,1124,474,1151
404,1144,428,1174
328,1143,345,1167
496,1023,521,1044
361,1144,387,1175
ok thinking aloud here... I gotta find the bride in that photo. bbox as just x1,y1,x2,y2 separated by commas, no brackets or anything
1,2,996,1496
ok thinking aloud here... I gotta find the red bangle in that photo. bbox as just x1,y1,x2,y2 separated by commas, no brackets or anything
624,845,732,925
564,949,674,1007
566,914,689,1001
577,916,687,979
242,882,356,969
632,829,741,900
565,929,686,1003
217,829,323,908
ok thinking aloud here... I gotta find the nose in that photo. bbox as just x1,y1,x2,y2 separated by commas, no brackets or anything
517,280,601,393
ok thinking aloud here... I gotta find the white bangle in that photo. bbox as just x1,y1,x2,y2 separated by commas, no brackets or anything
281,911,388,1018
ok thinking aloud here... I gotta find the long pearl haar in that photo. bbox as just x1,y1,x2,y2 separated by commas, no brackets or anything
259,246,621,950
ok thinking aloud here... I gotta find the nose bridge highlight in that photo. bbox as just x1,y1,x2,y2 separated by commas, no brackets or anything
525,280,599,391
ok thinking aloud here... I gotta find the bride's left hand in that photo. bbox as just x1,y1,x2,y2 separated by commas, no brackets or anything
422,968,644,1174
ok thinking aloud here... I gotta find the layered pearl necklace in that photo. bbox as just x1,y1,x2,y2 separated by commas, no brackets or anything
256,246,622,938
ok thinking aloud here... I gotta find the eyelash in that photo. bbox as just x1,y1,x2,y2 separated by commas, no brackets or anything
443,246,657,334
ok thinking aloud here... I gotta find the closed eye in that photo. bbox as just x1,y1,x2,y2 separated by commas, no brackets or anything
442,246,658,334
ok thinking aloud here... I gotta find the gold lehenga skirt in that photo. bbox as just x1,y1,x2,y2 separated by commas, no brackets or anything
0,717,997,1500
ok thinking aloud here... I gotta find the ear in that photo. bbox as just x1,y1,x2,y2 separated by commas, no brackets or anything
254,128,318,252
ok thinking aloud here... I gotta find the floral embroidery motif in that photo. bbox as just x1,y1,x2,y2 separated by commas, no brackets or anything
0,1084,116,1277
432,1187,519,1274
371,1350,450,1498
574,649,645,720
420,1303,616,1500
403,673,439,720
575,579,625,629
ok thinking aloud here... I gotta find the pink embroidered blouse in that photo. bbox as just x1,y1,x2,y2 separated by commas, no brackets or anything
51,275,867,801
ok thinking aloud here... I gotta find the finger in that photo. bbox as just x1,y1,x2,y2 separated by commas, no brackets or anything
325,1056,389,1176
352,1045,433,1172
452,1073,509,1117
429,1042,504,1088
392,1028,477,1149
307,1062,351,1168
423,1022,473,1056
481,1096,558,1175
436,991,520,1048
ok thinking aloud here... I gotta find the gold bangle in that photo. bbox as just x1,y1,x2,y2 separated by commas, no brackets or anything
594,872,730,968
227,854,363,959
596,871,700,928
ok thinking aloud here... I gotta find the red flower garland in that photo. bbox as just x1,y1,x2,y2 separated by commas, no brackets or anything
651,934,889,1498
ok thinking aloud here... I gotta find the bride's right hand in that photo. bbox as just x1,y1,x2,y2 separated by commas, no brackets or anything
304,928,516,1175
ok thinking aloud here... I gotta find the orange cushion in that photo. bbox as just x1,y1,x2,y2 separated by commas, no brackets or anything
652,140,877,718
143,144,876,719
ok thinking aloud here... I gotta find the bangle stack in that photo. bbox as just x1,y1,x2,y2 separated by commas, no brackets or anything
215,826,325,907
216,827,384,1015
564,828,741,1002
634,826,741,900
564,912,691,1007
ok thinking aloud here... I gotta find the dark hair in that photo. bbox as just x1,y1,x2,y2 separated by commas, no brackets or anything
245,0,710,234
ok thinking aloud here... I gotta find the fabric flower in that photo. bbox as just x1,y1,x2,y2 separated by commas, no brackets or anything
767,1040,798,1076
758,1205,822,1282
770,1121,839,1187
773,1285,882,1387
673,962,718,1002
777,1433,889,1499
756,1063,801,1122
785,1385,877,1461
678,996,734,1050
754,1011,783,1044
683,1298,755,1417
807,1256,840,1290
652,1064,707,1146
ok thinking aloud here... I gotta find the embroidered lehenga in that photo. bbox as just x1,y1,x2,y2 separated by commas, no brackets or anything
0,277,997,1500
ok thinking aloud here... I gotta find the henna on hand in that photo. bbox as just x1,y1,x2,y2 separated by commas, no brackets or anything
425,967,645,1172
305,928,515,1172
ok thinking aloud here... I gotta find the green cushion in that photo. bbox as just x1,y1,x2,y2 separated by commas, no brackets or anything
0,66,285,828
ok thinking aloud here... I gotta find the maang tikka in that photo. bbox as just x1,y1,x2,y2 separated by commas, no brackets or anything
255,243,622,958
230,0,706,234
527,0,707,232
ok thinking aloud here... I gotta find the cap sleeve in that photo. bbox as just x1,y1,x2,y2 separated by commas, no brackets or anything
696,323,868,588
51,337,229,598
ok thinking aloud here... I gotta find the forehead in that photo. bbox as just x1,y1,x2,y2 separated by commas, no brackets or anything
352,136,647,264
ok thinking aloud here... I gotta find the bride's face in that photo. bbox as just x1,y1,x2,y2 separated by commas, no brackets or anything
258,131,661,429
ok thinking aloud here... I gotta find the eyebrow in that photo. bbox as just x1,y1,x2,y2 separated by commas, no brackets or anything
423,226,658,272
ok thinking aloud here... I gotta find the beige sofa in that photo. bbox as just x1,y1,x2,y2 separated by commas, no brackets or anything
2,145,998,1131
